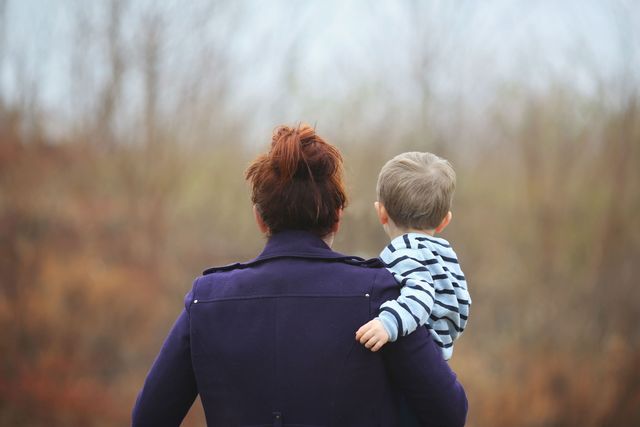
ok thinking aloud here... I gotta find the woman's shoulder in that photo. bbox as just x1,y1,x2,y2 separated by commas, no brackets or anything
188,255,394,307
201,255,385,276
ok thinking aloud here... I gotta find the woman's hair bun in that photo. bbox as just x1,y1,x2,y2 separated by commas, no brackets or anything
269,124,339,182
245,123,347,236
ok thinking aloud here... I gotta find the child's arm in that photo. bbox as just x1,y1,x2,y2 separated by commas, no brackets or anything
357,249,436,351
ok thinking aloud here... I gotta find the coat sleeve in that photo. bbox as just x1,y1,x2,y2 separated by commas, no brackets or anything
375,270,468,427
131,290,198,426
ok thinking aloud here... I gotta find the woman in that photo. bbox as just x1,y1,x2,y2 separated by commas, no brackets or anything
132,125,467,426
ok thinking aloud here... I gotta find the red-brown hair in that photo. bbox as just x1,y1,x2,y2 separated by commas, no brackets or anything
245,124,347,236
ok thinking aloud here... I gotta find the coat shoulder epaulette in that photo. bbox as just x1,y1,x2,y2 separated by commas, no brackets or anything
202,262,245,275
202,254,384,276
342,256,384,268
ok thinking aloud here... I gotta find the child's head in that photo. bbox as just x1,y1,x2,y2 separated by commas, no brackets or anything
376,152,456,234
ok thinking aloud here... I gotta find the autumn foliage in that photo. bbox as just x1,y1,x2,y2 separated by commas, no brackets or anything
1,1,640,426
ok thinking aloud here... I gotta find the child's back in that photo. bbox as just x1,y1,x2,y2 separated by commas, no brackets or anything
380,232,469,360
355,152,471,360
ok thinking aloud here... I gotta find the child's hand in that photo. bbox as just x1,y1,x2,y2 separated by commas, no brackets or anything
355,319,390,352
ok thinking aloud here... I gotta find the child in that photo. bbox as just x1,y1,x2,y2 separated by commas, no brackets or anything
355,152,470,360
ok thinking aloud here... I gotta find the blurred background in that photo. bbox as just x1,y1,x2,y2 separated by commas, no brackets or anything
1,0,639,426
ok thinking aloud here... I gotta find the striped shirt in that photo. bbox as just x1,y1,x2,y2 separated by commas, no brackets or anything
377,233,471,360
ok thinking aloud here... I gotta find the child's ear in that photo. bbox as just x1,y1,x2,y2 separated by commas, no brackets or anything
435,211,452,233
374,201,389,225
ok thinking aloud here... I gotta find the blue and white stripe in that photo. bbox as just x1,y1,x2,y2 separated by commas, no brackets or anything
378,233,470,360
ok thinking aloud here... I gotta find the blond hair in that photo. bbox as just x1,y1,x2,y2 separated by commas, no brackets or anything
376,152,456,230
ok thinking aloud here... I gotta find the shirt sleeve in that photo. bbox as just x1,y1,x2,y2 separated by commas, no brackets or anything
131,289,198,426
377,248,437,342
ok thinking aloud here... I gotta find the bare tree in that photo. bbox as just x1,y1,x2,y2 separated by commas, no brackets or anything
95,0,127,146
0,0,7,86
0,0,7,119
140,10,163,148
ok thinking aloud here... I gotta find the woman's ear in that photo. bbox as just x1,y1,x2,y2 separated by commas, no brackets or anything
374,201,389,225
435,211,452,233
330,208,343,234
253,205,269,234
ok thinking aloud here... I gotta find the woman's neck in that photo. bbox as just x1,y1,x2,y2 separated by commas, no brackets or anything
322,232,336,248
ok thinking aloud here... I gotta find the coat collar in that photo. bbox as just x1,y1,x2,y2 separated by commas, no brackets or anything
202,229,381,275
255,230,344,260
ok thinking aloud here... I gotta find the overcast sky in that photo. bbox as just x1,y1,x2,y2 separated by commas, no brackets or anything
1,0,639,137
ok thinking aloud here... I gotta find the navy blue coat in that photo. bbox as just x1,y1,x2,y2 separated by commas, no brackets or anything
132,230,467,426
